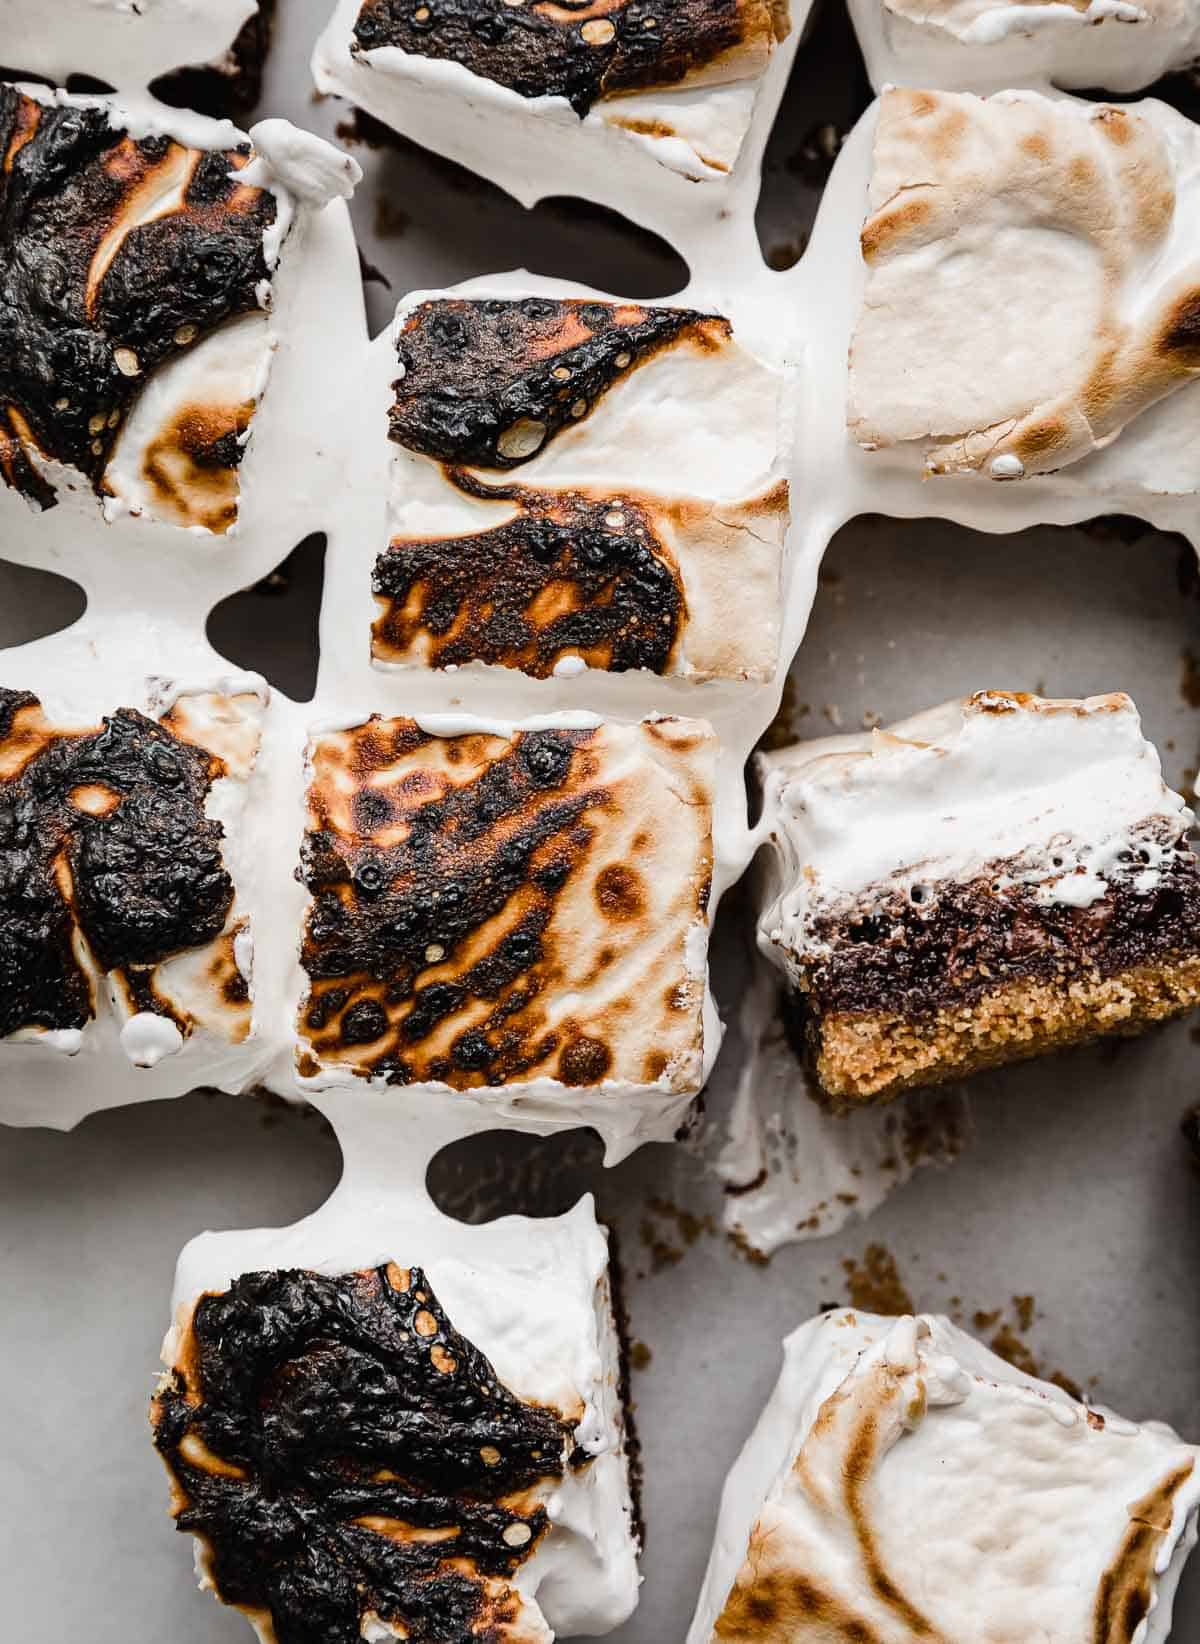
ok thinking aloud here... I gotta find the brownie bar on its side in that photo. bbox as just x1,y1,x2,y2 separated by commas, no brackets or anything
759,692,1200,1106
792,855,1200,1103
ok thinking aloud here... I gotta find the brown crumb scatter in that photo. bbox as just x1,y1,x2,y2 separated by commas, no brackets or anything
728,1228,771,1266
758,674,811,753
1182,649,1200,708
989,1322,1041,1379
628,1341,653,1372
639,1219,682,1272
841,1245,915,1316
972,1309,1001,1332
1050,1369,1085,1402
1013,1294,1036,1333
646,1195,715,1247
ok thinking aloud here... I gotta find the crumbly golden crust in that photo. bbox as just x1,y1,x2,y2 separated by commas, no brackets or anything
810,958,1200,1104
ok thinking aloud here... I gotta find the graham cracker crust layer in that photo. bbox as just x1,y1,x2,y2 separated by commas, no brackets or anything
812,956,1200,1104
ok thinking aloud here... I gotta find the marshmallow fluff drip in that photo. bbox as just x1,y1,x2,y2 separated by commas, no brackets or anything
689,1309,1200,1643
759,692,1194,971
850,0,1200,94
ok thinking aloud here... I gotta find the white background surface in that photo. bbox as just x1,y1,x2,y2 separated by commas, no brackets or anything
1,2,1198,1640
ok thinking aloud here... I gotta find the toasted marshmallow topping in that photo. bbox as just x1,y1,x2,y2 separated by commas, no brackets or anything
297,713,715,1106
850,0,1200,95
374,295,789,683
848,89,1200,483
690,1309,1200,1643
0,87,290,531
0,677,264,1066
162,1169,639,1643
311,0,807,225
758,692,1193,974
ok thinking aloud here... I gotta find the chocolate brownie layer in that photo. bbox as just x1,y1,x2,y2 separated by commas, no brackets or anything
797,844,1200,1023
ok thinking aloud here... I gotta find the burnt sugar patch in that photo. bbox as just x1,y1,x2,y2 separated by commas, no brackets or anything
372,487,684,676
0,690,231,1038
388,296,728,468
0,87,274,510
354,0,769,115
152,1263,576,1644
300,719,606,1085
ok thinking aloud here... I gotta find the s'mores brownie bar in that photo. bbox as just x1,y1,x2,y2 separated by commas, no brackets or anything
312,0,798,217
372,294,789,684
0,88,353,535
689,1309,1200,1643
0,676,265,1108
152,1202,640,1643
1,0,272,116
758,692,1200,1104
847,88,1200,492
295,713,715,1152
849,0,1200,97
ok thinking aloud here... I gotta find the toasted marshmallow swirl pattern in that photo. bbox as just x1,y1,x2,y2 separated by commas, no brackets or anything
374,296,789,682
0,87,279,524
298,715,715,1094
690,1310,1200,1643
850,89,1200,482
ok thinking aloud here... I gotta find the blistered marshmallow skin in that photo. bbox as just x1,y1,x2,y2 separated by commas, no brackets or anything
162,1096,640,1643
849,0,1200,96
758,692,1193,967
0,0,260,94
689,1309,1200,1643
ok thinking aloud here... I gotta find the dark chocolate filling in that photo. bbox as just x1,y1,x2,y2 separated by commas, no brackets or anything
372,485,683,676
0,86,274,509
790,846,1200,1023
300,721,606,1082
353,0,766,116
153,1265,576,1644
0,689,231,1036
388,297,725,469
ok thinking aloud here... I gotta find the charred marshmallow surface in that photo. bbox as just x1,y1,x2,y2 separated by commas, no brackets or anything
352,0,785,117
758,692,1200,1100
0,685,257,1055
152,1263,580,1644
374,297,788,681
0,87,277,528
849,88,1200,483
297,715,714,1091
387,296,711,470
313,0,793,196
689,1310,1200,1644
